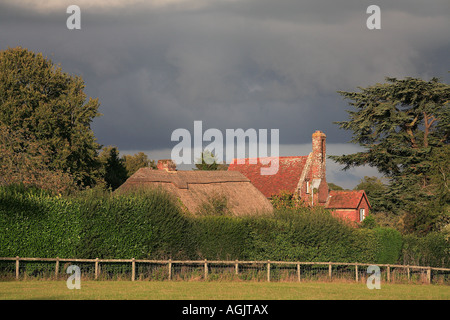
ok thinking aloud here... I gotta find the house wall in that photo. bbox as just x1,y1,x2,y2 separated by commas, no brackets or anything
331,197,371,224
332,209,359,223
356,197,371,221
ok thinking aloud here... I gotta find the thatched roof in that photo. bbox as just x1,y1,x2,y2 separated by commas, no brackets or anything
116,167,273,216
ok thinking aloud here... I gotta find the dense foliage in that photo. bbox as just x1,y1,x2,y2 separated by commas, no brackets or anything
122,152,156,177
194,150,228,171
331,77,450,234
97,146,129,191
2,185,446,267
0,47,157,193
0,47,102,189
0,185,194,259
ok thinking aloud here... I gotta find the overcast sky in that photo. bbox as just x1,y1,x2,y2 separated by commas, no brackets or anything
1,0,449,188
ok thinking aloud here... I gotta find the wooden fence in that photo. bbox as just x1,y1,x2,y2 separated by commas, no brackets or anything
1,257,449,284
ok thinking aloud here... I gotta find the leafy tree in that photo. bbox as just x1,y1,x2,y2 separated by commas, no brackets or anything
0,125,74,194
330,77,450,234
98,146,128,191
360,215,378,229
194,150,223,170
354,176,389,212
0,47,102,188
401,144,450,235
122,152,156,177
270,191,306,209
428,144,450,207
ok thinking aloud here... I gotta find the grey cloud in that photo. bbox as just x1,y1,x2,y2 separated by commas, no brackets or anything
1,0,449,188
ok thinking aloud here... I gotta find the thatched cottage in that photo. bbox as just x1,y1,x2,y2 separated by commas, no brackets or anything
117,131,370,222
116,159,273,216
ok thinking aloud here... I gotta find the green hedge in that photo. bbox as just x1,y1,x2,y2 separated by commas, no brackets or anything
350,228,403,264
1,185,446,267
401,232,450,267
242,208,356,262
0,185,79,258
191,216,249,260
74,190,195,259
0,186,195,259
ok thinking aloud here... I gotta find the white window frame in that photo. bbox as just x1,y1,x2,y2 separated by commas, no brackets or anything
359,208,365,222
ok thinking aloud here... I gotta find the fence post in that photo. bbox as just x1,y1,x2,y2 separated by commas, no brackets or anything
328,262,332,280
427,267,431,284
235,260,239,275
168,259,172,281
297,263,301,282
55,257,59,279
15,256,19,280
131,258,136,281
267,260,271,282
387,265,391,282
204,259,208,280
407,265,410,282
355,264,358,282
95,258,99,280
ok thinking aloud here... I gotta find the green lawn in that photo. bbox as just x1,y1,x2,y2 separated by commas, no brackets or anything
1,281,449,300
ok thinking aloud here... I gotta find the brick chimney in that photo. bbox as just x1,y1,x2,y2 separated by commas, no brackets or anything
311,131,327,204
157,159,177,172
311,130,326,180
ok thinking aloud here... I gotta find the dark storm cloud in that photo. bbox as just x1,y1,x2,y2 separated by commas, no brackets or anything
1,1,449,167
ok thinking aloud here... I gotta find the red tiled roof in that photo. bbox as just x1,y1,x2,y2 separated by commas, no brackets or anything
228,156,308,198
325,190,370,209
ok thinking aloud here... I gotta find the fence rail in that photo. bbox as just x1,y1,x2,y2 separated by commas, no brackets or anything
1,257,449,284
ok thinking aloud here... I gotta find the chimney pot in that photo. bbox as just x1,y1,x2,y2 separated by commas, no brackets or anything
157,159,177,171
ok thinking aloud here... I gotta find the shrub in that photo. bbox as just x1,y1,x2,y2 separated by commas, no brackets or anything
243,207,357,262
270,191,306,209
401,232,450,267
197,194,230,216
360,214,378,229
74,188,195,259
0,184,80,258
374,227,403,264
0,184,445,267
191,216,249,260
0,185,194,260
350,227,402,264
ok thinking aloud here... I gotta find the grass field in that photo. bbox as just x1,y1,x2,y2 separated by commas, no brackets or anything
1,281,449,300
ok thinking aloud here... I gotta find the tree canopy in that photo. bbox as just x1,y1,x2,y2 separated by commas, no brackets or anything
122,152,156,177
0,47,102,189
354,176,388,212
98,146,128,191
194,150,228,171
330,76,450,234
331,77,449,175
